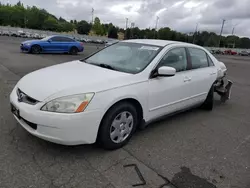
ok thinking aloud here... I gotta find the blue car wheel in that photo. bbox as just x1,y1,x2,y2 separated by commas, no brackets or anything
31,45,42,54
69,46,78,55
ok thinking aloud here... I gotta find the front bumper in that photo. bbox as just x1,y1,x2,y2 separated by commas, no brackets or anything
20,44,30,52
10,88,102,145
214,76,233,102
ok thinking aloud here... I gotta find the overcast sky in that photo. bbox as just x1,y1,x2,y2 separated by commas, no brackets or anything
6,0,250,37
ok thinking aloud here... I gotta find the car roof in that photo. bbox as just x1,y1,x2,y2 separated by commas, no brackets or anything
50,35,74,39
121,39,199,48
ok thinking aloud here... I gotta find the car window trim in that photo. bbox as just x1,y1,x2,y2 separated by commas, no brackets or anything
61,37,75,42
149,46,190,79
206,53,215,66
187,47,210,70
51,36,61,42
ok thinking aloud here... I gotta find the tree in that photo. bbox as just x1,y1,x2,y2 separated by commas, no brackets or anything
43,16,58,31
16,1,22,6
158,27,171,40
131,27,140,39
59,17,66,22
239,37,250,49
92,17,105,35
125,28,131,39
76,20,91,34
108,26,118,39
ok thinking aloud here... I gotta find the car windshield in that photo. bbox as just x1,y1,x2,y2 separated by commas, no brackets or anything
41,36,51,41
84,42,162,74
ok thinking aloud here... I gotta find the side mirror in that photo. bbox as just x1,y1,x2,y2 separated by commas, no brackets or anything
157,66,176,77
48,39,52,42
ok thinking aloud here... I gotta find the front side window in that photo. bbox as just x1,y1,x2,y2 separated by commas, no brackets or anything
189,48,209,69
84,42,162,74
50,37,61,42
158,48,187,72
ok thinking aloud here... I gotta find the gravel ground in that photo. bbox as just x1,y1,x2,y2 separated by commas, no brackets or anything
0,36,249,188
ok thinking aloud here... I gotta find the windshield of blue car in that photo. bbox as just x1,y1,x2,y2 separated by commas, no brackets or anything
41,36,51,41
84,42,162,74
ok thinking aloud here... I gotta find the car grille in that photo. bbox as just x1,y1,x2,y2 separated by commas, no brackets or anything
16,88,39,105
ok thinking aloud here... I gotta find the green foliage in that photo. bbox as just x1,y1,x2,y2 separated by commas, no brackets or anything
76,20,91,35
0,2,74,32
92,17,106,36
108,26,118,39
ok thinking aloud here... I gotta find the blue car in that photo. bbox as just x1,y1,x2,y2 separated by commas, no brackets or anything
20,35,84,55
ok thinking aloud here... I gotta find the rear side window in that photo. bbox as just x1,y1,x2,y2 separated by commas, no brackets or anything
207,54,214,66
188,48,209,69
61,37,75,42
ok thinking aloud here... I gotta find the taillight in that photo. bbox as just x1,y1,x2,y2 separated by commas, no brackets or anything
80,42,84,46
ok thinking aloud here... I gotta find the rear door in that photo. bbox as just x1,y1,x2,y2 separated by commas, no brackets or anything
60,37,75,52
185,47,218,105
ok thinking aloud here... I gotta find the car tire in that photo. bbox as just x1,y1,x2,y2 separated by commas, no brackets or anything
31,45,41,54
201,85,214,111
98,102,138,150
69,46,78,55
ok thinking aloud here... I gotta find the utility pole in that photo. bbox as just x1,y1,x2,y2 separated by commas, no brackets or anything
218,19,226,47
231,25,237,48
91,8,94,24
125,18,128,39
192,23,198,44
154,16,159,39
231,27,235,35
131,22,135,39
125,18,128,30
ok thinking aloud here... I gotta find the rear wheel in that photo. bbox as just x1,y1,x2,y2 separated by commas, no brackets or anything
201,85,214,111
30,45,41,54
69,46,78,55
98,102,138,150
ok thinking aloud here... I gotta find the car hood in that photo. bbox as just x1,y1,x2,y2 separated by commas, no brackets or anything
22,40,40,44
17,60,134,101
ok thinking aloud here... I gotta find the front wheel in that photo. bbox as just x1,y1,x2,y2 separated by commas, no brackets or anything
30,45,41,54
98,102,138,150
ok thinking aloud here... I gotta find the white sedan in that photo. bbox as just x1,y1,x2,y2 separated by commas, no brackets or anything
10,39,232,150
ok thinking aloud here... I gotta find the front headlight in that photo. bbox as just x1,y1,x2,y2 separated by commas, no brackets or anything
25,43,31,46
41,93,94,113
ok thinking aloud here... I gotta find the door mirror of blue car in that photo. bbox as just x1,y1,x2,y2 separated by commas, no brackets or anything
48,39,52,42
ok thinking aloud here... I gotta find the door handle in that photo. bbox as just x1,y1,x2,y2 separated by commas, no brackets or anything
210,72,216,75
183,77,191,82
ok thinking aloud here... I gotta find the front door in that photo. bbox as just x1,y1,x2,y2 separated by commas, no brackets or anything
148,47,195,120
46,36,62,52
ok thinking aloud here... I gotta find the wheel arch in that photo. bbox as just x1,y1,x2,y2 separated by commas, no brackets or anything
69,45,79,52
30,44,42,53
96,97,144,140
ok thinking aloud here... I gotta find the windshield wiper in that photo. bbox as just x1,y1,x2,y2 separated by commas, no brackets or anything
98,63,117,71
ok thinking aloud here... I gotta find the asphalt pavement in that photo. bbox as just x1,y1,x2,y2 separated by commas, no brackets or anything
0,36,249,188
